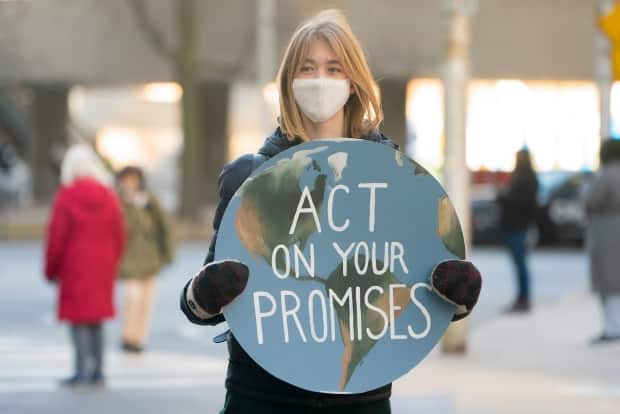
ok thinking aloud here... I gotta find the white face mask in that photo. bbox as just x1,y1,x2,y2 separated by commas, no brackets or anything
292,77,351,123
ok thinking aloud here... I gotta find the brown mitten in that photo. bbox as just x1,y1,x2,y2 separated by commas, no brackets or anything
430,260,482,321
190,260,249,315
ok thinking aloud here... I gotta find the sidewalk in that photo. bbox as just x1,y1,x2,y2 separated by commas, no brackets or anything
393,293,620,414
0,241,616,413
2,294,617,414
0,206,216,240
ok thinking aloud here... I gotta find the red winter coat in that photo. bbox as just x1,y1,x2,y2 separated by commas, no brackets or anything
45,178,126,323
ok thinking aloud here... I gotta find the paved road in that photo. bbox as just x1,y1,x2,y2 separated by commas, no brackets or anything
0,241,593,413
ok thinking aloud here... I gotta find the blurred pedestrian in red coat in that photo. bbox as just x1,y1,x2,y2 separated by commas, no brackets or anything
45,145,125,387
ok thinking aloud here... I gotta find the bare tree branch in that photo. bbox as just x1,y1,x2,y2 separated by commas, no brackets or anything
195,28,255,79
126,0,255,80
126,0,177,62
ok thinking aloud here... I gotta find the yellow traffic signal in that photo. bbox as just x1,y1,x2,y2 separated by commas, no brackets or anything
600,3,620,80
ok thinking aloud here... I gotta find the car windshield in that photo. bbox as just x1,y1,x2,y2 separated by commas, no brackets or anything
537,172,569,204
536,170,593,204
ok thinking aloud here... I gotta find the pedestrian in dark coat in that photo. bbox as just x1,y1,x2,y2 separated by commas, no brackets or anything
497,148,539,312
585,139,620,343
180,9,482,413
45,146,125,387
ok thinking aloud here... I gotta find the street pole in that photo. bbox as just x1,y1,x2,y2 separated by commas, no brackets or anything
441,0,476,354
597,0,615,141
257,0,276,135
177,0,200,218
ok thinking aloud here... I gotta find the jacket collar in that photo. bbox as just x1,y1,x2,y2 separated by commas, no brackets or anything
257,127,397,158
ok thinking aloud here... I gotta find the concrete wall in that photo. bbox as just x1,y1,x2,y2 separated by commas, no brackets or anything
0,0,599,84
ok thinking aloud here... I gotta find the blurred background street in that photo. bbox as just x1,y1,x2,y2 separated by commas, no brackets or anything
1,242,616,413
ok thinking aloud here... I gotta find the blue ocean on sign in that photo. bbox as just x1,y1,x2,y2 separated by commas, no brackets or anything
216,139,464,394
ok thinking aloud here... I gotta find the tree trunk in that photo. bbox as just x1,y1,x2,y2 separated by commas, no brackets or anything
176,0,231,218
197,81,230,206
30,84,69,204
379,78,408,150
177,0,201,219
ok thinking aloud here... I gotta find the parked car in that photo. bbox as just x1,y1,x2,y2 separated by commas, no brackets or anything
536,171,592,245
471,183,502,245
471,171,593,246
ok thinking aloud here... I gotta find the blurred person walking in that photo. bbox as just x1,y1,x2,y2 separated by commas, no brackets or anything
44,146,125,387
116,166,175,353
585,139,620,343
497,148,539,312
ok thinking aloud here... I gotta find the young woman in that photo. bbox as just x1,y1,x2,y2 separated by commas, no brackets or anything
116,166,175,353
45,146,125,387
497,149,538,313
180,10,481,413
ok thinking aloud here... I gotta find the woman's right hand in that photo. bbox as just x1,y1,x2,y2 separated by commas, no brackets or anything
188,260,249,316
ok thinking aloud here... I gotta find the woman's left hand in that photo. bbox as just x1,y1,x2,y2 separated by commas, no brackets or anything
430,260,482,321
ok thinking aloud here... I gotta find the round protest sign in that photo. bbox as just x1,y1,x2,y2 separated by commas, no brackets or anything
216,139,465,394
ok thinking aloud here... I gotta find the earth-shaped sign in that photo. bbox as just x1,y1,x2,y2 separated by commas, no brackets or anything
216,139,465,394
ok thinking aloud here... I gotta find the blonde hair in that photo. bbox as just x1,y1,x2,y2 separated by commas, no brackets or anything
276,9,383,141
60,145,112,187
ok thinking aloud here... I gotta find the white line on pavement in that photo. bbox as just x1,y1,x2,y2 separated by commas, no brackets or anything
0,376,223,393
556,384,620,398
0,337,228,394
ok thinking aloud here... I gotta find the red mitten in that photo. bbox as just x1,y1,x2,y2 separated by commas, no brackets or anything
430,260,482,321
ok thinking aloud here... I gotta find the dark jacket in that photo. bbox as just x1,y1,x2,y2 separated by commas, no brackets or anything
180,127,397,406
497,167,539,232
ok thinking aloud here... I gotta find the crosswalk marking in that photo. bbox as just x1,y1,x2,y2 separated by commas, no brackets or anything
556,384,620,398
0,377,224,394
0,336,227,394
